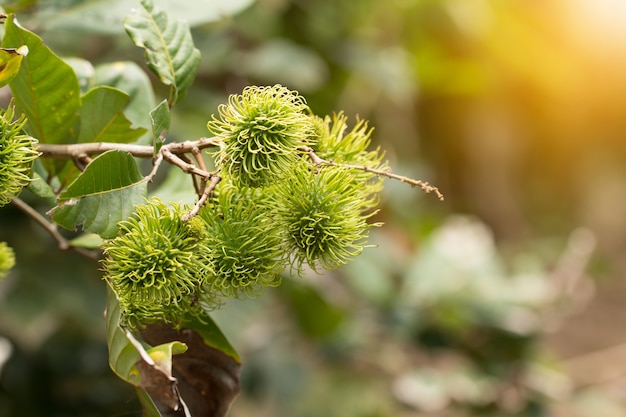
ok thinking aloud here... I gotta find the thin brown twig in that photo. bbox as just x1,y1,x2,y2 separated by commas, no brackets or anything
161,148,213,180
182,175,221,221
160,147,222,219
191,147,208,172
191,147,208,195
302,147,444,201
11,198,99,260
145,151,164,183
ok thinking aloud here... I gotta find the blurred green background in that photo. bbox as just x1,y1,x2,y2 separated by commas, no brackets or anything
2,0,626,416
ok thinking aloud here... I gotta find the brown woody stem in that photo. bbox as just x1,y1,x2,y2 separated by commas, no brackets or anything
36,137,221,160
301,147,444,201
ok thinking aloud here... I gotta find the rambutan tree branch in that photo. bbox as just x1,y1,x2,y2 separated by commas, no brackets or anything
36,138,443,203
36,137,222,160
301,146,444,201
182,175,222,221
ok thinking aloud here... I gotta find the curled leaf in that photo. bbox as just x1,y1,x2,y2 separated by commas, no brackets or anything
141,320,241,417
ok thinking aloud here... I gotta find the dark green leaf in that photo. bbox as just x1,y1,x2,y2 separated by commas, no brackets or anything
150,99,170,156
124,0,201,105
49,150,147,238
2,15,81,145
78,86,147,144
3,14,81,176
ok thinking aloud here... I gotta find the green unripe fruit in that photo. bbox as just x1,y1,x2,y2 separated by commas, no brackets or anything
207,84,314,188
200,184,285,298
0,100,40,206
274,164,380,271
0,242,15,280
102,198,213,329
313,112,387,194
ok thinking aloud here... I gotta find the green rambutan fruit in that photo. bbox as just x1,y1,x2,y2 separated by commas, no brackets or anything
0,100,39,206
207,84,314,188
102,198,212,329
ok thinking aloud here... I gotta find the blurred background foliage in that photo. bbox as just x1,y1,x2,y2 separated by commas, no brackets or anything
1,0,626,416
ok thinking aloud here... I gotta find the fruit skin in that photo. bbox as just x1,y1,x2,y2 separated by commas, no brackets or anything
207,84,314,188
272,114,386,271
0,101,40,207
102,198,213,329
273,163,380,271
199,183,286,298
312,111,387,194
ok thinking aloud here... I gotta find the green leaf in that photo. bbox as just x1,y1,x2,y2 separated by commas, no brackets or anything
149,99,170,155
27,173,55,199
141,318,241,416
2,15,81,145
78,86,147,144
93,61,156,133
135,390,165,417
178,314,240,364
0,45,28,87
69,233,104,249
41,0,255,35
106,285,145,382
49,150,148,238
105,285,185,417
106,283,241,416
124,0,201,106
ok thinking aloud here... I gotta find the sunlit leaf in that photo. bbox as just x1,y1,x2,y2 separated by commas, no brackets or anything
124,0,200,105
0,45,28,87
78,86,147,144
49,150,147,238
